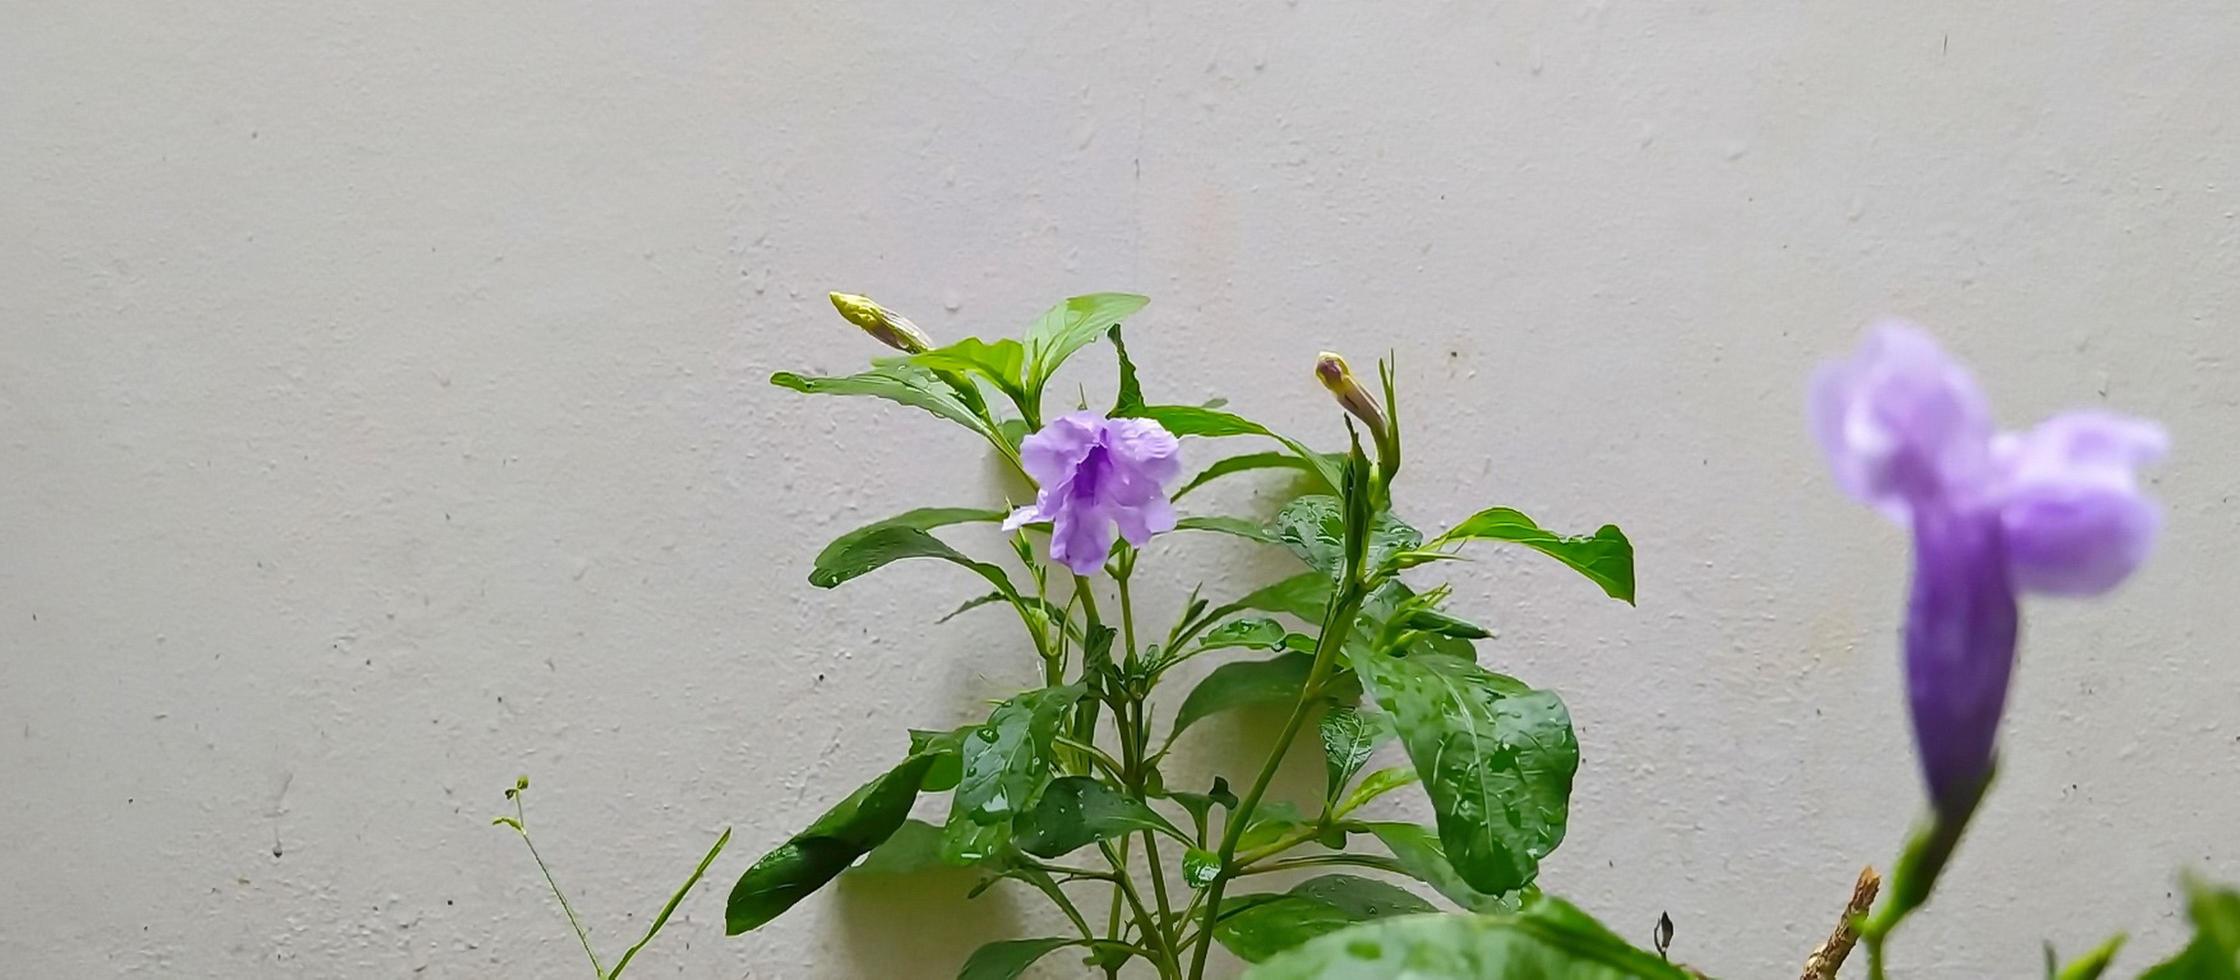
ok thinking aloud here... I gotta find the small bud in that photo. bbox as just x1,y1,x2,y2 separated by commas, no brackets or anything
1315,352,1387,436
829,291,933,354
1654,911,1674,960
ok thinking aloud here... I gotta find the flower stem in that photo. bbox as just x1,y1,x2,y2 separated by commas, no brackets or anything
504,795,606,979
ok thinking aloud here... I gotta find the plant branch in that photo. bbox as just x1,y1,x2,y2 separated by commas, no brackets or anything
1803,866,1882,980
1183,580,1367,979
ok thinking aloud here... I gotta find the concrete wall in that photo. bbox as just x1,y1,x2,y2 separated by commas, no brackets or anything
4,2,2235,976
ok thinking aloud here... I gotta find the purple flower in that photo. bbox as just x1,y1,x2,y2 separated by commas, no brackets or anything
1812,321,2166,816
1004,411,1183,576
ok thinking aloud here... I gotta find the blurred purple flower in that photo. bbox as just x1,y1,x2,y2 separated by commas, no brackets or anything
1812,320,2166,815
1004,411,1182,576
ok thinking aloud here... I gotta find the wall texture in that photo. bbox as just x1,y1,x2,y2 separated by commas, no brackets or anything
4,2,2236,977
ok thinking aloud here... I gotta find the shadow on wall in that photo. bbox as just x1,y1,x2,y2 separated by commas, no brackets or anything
826,865,1029,975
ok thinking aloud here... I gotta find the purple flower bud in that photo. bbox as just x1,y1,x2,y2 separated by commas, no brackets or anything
1812,321,2166,815
1003,411,1182,576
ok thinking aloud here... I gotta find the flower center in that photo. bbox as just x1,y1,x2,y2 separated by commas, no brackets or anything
1071,443,1110,500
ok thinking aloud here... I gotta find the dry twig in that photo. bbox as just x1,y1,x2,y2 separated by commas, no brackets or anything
1800,866,1882,980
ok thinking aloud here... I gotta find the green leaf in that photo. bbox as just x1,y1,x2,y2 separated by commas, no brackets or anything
1401,607,1494,640
959,937,1078,980
1433,508,1636,604
1215,877,1435,963
2048,933,2125,980
1236,801,1315,852
1022,293,1150,398
943,684,1087,863
1132,404,1277,438
937,592,1011,624
1243,895,1693,979
1183,846,1223,889
1354,652,1578,895
1357,822,1519,914
1176,514,1284,545
772,364,994,438
908,727,967,792
1173,451,1334,501
847,819,947,876
1216,896,1360,964
1109,325,1146,416
909,337,1029,409
1196,617,1288,653
1131,404,1347,492
1171,653,1315,738
1318,706,1389,803
1235,572,1336,622
810,508,1010,590
2142,876,2240,979
1166,776,1237,841
1290,874,1440,919
1274,497,1422,581
726,752,938,933
1335,766,1420,819
609,827,732,978
1013,776,1189,857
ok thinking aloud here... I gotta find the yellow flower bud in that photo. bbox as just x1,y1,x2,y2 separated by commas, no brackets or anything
829,291,933,354
1315,351,1387,435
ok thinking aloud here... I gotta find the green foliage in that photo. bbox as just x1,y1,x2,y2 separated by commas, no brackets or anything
943,684,1086,863
1108,325,1146,416
1022,293,1149,404
771,364,995,439
1175,514,1284,544
1432,507,1635,604
1333,766,1419,819
1170,653,1318,739
957,937,1079,980
1013,776,1189,858
1131,403,1349,491
1242,896,1692,980
2141,877,2240,979
1214,875,1437,963
909,337,1029,413
1234,571,1337,622
726,752,937,934
1355,822,1521,914
2047,933,2126,980
809,508,1010,590
1173,451,1336,501
1317,706,1389,804
1353,651,1578,894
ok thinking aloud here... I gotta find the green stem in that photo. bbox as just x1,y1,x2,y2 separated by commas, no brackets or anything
1098,840,1178,978
1115,554,1140,665
1237,853,1405,878
1054,735,1128,782
507,796,607,980
1184,584,1367,980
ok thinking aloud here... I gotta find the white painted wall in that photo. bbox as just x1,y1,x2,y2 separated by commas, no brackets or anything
4,2,2235,977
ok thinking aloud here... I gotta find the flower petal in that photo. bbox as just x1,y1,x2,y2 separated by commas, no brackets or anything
1810,320,1997,518
1049,500,1119,576
1992,411,2168,596
1019,412,1103,488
